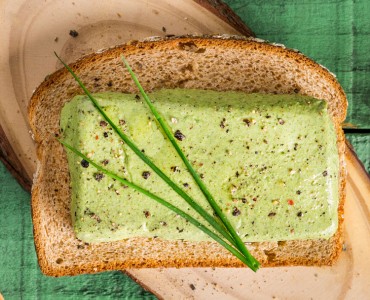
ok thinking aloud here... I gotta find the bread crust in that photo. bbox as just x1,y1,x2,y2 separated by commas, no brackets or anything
28,36,347,276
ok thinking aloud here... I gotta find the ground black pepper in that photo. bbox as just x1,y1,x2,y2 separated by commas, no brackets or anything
232,207,241,216
100,120,108,127
174,130,185,141
103,132,108,138
142,171,151,179
171,166,180,172
69,30,79,37
80,159,89,168
94,173,104,182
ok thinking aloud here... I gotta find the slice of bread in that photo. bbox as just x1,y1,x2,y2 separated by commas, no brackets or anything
28,36,347,276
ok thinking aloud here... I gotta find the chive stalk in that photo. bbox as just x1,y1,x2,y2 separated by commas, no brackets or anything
54,52,237,252
55,52,259,271
59,139,252,266
121,56,260,270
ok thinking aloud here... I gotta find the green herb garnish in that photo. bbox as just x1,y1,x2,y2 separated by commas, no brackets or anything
58,139,253,267
55,52,260,271
122,56,260,271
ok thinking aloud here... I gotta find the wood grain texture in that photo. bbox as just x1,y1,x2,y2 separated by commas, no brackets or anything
126,144,370,299
225,0,370,130
0,145,369,299
193,0,255,37
0,161,155,299
0,126,32,192
0,0,253,191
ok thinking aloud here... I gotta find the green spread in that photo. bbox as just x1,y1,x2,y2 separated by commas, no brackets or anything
60,89,339,243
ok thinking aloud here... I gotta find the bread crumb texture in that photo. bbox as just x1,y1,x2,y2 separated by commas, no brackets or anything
28,37,346,276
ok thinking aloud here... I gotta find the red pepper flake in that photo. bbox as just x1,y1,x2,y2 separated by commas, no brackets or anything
95,135,99,140
287,199,295,205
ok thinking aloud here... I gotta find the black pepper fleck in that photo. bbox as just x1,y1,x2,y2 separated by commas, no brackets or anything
322,170,328,177
243,118,252,127
100,120,108,127
296,190,301,195
278,118,285,125
119,119,126,126
297,211,303,217
69,29,79,37
94,173,104,182
80,159,89,168
174,130,185,141
143,210,151,218
142,171,151,179
189,284,196,290
268,212,276,217
102,159,109,166
183,183,189,188
103,132,108,138
135,94,140,100
232,207,241,216
171,166,180,172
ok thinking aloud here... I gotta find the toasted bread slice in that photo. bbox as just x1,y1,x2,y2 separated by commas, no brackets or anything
28,36,346,276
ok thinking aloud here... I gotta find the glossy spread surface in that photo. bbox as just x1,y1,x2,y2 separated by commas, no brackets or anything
60,89,339,243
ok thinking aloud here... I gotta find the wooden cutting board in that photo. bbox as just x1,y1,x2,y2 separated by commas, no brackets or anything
1,1,369,299
0,0,253,192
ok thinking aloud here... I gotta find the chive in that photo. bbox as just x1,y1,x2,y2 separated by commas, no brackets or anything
55,53,236,254
122,56,260,271
58,139,252,266
55,52,259,271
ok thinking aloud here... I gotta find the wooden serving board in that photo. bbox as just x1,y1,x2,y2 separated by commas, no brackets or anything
0,0,253,192
2,1,369,299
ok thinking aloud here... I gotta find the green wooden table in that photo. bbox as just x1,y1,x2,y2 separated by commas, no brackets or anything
1,1,369,299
